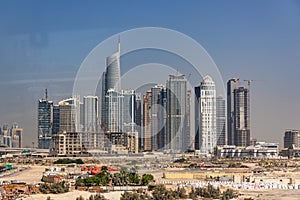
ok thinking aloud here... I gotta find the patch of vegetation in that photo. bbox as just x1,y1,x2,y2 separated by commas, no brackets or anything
120,184,238,200
76,167,154,187
39,181,69,194
53,158,84,165
174,158,186,163
76,193,108,200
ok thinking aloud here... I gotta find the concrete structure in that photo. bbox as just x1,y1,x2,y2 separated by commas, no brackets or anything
50,132,85,156
37,89,53,149
284,129,300,148
166,75,187,153
216,142,279,158
196,76,216,154
104,131,139,154
143,90,152,151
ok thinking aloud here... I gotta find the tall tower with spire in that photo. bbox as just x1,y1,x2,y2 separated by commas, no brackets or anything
101,37,122,130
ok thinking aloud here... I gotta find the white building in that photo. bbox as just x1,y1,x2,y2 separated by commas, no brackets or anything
216,142,279,158
198,76,216,154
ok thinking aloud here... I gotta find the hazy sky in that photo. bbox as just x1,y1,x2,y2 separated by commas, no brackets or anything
0,0,299,147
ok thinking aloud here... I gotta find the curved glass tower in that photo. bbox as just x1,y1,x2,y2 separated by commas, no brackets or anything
106,38,121,91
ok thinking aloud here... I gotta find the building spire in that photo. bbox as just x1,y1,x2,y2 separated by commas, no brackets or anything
118,35,120,54
45,88,48,100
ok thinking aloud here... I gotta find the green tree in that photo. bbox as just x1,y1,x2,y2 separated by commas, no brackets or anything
141,174,154,186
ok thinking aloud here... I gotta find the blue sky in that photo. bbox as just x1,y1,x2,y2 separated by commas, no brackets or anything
0,0,299,147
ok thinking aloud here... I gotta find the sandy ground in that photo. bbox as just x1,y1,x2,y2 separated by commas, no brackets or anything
23,190,123,200
0,165,46,184
238,189,300,200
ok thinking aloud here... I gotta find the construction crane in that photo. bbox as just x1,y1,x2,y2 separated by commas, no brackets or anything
243,79,254,91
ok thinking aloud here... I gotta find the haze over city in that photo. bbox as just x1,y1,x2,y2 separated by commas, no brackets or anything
0,0,300,147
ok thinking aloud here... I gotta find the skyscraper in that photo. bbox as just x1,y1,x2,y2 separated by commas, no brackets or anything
166,75,187,153
234,86,250,146
83,96,98,132
101,38,121,129
123,90,136,133
58,98,80,133
158,87,167,150
52,105,60,135
106,89,124,132
185,90,192,150
196,76,216,154
227,79,250,147
135,94,142,151
227,78,239,145
143,90,152,151
216,96,226,146
151,84,164,151
38,89,53,149
106,37,121,91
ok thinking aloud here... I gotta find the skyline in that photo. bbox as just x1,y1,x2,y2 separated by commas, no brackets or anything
0,1,300,147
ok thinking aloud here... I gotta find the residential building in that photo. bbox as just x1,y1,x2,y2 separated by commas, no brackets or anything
196,76,216,154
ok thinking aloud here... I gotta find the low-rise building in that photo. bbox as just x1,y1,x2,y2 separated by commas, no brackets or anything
216,142,279,158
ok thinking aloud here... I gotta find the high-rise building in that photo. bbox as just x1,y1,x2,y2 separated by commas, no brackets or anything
106,37,121,91
151,85,164,151
227,78,240,145
106,89,124,132
83,96,98,132
284,130,300,148
135,94,142,151
52,105,60,135
166,75,187,153
123,90,136,133
196,76,216,154
11,125,23,148
1,123,23,148
158,87,167,150
216,96,226,146
234,86,250,146
101,38,121,129
58,98,80,133
38,89,53,149
143,90,152,151
185,90,192,150
227,79,250,147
